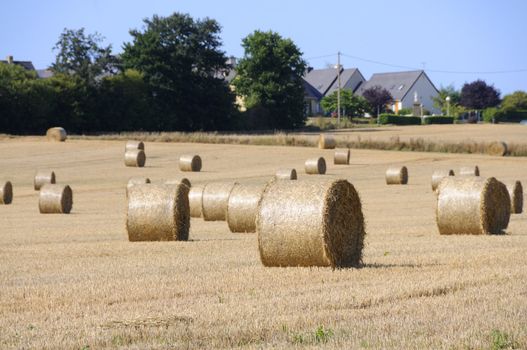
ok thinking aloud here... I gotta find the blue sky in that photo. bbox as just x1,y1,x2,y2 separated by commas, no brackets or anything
1,0,526,94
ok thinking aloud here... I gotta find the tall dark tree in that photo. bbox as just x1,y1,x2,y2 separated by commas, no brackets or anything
460,80,500,110
233,30,307,129
362,85,393,116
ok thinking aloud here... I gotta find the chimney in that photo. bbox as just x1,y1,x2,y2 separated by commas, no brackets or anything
6,55,14,64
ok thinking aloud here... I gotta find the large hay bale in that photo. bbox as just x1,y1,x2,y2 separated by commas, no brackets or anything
506,180,523,214
334,148,350,165
318,134,336,149
0,181,13,205
189,185,204,218
202,182,237,221
34,170,56,191
127,184,190,241
39,184,73,214
227,183,266,233
459,166,480,176
386,166,408,185
126,177,151,198
487,141,508,156
124,149,146,167
275,168,297,180
179,155,202,172
125,140,144,151
257,178,366,267
46,127,67,142
305,157,326,175
436,177,510,235
431,169,455,191
165,178,191,188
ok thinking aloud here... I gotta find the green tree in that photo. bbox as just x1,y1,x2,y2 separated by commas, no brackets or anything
432,85,461,115
501,91,527,112
320,90,369,117
233,30,307,129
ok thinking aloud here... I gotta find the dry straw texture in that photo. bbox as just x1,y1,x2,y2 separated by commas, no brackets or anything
487,141,508,156
386,166,408,185
127,184,190,241
305,157,326,175
257,178,366,267
124,149,146,167
0,181,13,204
334,148,350,165
318,134,336,149
179,155,202,172
507,180,523,214
275,168,297,180
165,178,191,188
202,182,237,221
39,184,73,214
125,140,144,151
431,169,455,191
436,177,510,235
34,170,56,190
126,177,150,198
189,185,204,218
459,166,480,176
46,127,67,142
227,183,266,233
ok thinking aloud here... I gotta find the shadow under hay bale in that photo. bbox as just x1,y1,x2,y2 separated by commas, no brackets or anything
334,148,350,165
127,184,190,241
202,182,237,221
189,185,204,218
46,127,67,142
436,177,510,235
318,134,336,149
431,169,455,191
487,141,508,156
124,149,146,167
39,184,73,214
125,140,144,151
227,183,266,233
506,180,523,214
257,178,366,267
34,170,56,191
459,166,480,176
165,178,191,188
305,157,326,175
179,155,202,172
275,168,297,180
126,177,151,198
386,166,408,185
0,181,13,204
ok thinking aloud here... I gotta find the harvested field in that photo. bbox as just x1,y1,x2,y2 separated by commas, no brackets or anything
1,136,527,349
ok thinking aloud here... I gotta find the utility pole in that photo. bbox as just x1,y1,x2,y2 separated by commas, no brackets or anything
337,51,341,127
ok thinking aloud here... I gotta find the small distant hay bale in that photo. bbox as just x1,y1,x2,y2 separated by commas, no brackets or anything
125,140,144,151
201,182,237,221
305,157,326,175
0,181,13,205
386,166,408,185
334,148,350,165
506,180,523,214
124,149,146,167
431,169,455,191
257,178,366,267
227,183,266,233
46,127,67,142
189,185,204,218
487,141,508,156
127,184,190,241
126,177,151,198
318,134,336,149
275,168,297,180
165,178,191,188
34,170,56,191
436,177,510,235
459,166,480,176
39,184,73,214
179,155,202,172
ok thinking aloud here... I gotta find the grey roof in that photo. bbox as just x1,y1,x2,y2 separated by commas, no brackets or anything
326,68,363,95
304,68,362,97
302,79,322,100
0,60,35,71
357,70,436,101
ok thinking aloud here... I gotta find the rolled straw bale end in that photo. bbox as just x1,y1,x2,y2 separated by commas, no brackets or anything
487,141,508,156
386,166,408,185
305,157,326,175
124,150,146,167
227,183,265,233
39,184,73,214
431,169,455,192
125,140,144,151
189,186,204,218
202,182,237,221
334,148,350,165
46,127,67,142
275,168,297,180
318,134,336,149
34,170,56,191
0,181,13,204
507,180,523,214
179,155,202,172
459,166,480,176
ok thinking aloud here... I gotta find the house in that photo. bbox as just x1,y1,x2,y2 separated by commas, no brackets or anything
357,70,440,115
1,55,36,71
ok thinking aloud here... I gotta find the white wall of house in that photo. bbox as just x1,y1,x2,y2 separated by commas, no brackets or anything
400,75,440,114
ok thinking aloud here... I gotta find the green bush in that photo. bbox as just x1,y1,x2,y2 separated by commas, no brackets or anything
500,110,527,122
378,114,421,125
396,108,413,115
422,116,455,124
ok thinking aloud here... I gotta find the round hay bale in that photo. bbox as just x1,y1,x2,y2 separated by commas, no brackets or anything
318,134,336,149
275,168,297,180
124,149,146,167
436,177,510,235
34,170,56,191
334,148,350,165
386,166,408,185
46,127,67,142
0,181,13,205
127,184,190,241
179,155,202,172
189,185,204,218
257,178,366,267
39,184,73,214
305,157,326,175
431,169,455,192
125,140,144,151
202,182,237,221
165,178,191,188
487,141,508,156
459,166,480,176
126,177,151,198
227,183,266,233
506,180,523,214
